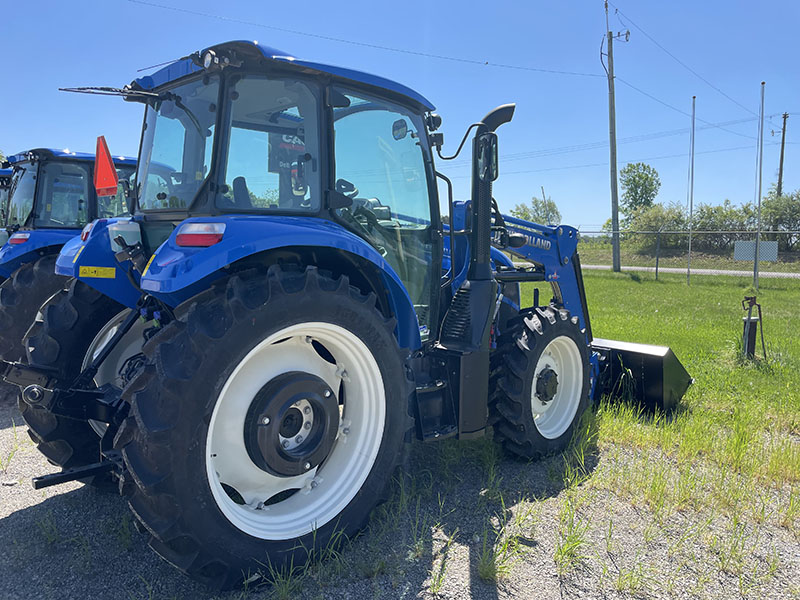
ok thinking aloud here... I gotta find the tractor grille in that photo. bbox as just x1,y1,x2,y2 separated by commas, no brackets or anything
441,287,471,343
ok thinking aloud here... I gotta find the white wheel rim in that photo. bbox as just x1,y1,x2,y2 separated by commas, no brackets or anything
530,336,583,439
206,322,386,540
82,310,148,436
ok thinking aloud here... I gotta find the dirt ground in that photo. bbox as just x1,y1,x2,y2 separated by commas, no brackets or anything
1,395,797,600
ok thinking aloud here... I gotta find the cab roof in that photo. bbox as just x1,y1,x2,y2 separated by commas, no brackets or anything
7,148,137,167
133,40,435,112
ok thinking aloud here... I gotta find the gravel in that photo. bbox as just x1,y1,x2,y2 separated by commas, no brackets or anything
1,397,797,600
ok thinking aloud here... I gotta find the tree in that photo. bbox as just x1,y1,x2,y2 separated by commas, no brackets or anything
619,162,661,220
627,202,686,251
510,195,561,225
762,188,800,251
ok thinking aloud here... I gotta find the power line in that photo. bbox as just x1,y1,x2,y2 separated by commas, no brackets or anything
449,141,781,178
608,1,758,118
616,78,756,140
449,116,761,167
125,0,604,78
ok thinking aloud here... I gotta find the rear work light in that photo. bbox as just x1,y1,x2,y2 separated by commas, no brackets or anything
80,222,94,241
8,233,30,245
175,222,226,247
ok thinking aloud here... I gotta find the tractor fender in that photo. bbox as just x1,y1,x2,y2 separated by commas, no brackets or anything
0,229,79,279
55,219,142,308
141,216,423,350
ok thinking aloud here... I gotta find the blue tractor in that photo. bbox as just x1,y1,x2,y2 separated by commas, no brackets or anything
0,149,135,374
4,41,690,588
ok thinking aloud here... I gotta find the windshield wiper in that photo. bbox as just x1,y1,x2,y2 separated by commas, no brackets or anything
59,86,160,101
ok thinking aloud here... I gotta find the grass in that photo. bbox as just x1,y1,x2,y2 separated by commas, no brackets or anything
577,239,800,273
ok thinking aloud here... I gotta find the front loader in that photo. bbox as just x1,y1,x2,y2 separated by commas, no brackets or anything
3,40,690,588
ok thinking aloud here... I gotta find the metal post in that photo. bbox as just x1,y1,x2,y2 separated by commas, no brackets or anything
687,96,696,286
754,82,766,291
605,2,621,273
655,228,661,280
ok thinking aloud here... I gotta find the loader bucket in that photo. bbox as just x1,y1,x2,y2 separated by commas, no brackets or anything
591,338,692,412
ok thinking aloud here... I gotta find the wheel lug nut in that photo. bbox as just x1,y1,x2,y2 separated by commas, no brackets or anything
310,480,318,489
262,416,270,425
324,390,331,398
304,462,311,470
282,440,289,448
304,422,311,430
342,427,350,435
295,435,303,443
304,406,311,414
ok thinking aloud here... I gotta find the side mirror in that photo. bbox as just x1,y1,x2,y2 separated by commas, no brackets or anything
94,136,119,197
477,132,498,182
392,119,408,140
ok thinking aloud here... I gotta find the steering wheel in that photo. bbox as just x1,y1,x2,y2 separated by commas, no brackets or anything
335,178,359,199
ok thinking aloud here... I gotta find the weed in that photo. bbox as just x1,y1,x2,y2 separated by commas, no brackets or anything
553,493,588,575
36,511,60,546
428,528,456,595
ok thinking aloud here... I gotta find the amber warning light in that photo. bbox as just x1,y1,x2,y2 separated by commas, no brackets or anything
94,136,119,197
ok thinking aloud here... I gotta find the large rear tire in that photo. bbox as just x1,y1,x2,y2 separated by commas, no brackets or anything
114,266,412,589
20,279,129,471
0,255,67,402
492,305,590,459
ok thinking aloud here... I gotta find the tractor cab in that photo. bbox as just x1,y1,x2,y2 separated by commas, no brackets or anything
0,149,136,278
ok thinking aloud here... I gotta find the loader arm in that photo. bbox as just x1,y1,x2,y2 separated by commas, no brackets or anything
498,213,591,339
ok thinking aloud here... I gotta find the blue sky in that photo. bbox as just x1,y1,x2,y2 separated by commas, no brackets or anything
1,0,797,229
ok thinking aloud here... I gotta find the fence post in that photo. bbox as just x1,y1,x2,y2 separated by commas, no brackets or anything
655,228,661,280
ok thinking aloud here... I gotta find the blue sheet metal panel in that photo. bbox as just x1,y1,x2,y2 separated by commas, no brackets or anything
134,40,435,110
0,229,81,278
0,168,12,177
55,219,141,307
140,215,423,349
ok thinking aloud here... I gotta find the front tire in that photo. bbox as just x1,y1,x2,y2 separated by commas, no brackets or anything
492,305,590,459
115,266,411,589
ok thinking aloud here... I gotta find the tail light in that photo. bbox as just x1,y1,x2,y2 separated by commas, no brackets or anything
175,222,226,247
8,233,30,245
80,222,94,241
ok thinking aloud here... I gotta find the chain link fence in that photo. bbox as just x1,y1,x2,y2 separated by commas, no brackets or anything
576,230,800,280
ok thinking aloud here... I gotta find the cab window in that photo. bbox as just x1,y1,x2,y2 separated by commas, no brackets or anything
34,161,90,228
218,75,320,211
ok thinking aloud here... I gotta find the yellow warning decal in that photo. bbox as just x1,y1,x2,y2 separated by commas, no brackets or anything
72,245,85,263
142,253,156,277
79,266,116,279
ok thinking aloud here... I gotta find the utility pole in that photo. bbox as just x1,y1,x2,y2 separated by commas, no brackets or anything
687,96,696,286
754,82,766,291
777,112,789,197
604,1,621,272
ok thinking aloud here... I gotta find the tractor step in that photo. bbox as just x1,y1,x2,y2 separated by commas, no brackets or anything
591,338,692,411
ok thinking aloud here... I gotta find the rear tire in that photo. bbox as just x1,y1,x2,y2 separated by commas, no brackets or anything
0,255,67,402
20,279,125,472
492,305,590,459
114,266,412,589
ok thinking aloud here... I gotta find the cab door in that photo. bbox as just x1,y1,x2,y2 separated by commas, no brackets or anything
331,90,440,340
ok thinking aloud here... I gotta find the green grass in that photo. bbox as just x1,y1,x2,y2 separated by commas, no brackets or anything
524,270,800,538
577,239,800,273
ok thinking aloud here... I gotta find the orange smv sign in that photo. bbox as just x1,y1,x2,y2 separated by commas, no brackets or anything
94,135,119,197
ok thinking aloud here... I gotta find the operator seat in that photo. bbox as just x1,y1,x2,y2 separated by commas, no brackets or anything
231,176,253,209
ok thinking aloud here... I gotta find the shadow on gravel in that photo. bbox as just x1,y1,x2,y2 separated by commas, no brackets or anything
0,429,599,599
0,386,22,430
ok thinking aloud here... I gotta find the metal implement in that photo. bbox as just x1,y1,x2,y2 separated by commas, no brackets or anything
741,296,767,360
591,338,693,412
